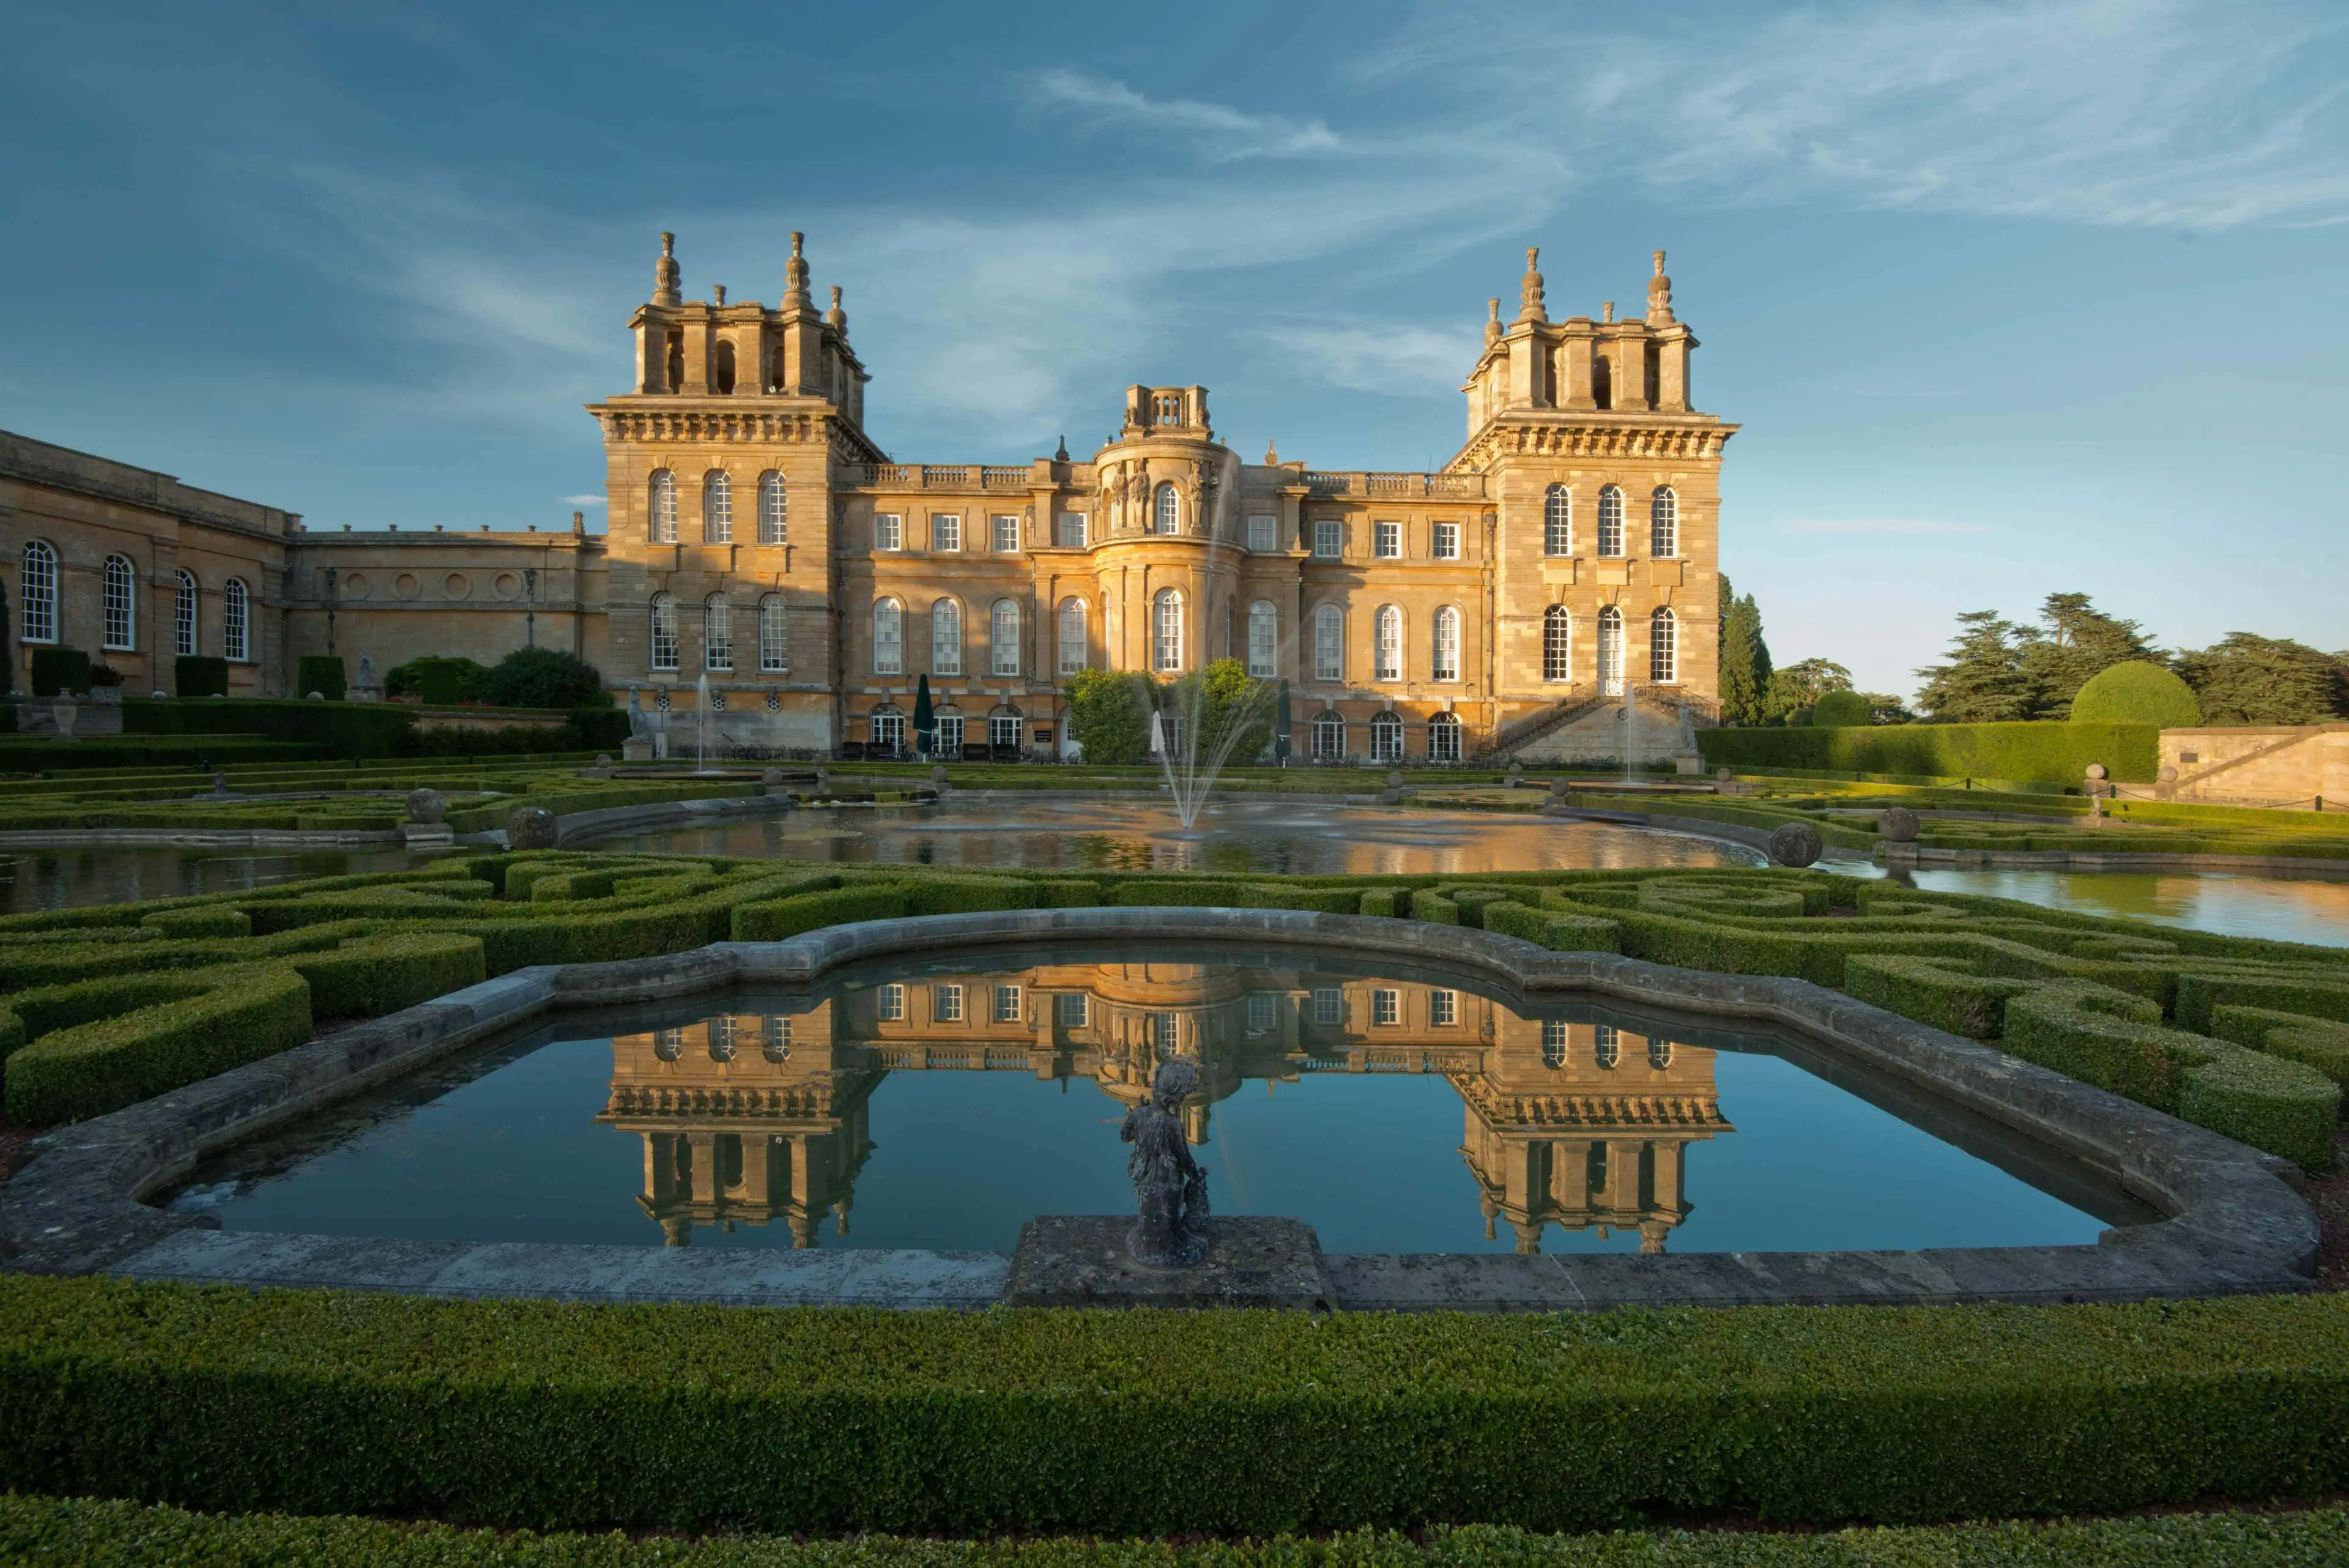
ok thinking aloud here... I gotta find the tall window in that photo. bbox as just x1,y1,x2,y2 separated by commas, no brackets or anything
1649,606,1678,683
937,712,965,755
1312,713,1346,760
1428,711,1462,762
872,708,904,754
1057,598,1087,675
991,515,1019,552
1371,989,1400,1026
1313,519,1341,557
1374,606,1402,682
1056,511,1087,548
102,554,135,650
1650,486,1677,557
702,471,732,543
1594,1024,1620,1069
649,470,678,544
650,593,680,672
173,569,198,656
1247,515,1276,553
1373,520,1400,559
222,578,250,662
1433,606,1460,682
877,982,905,1020
1247,601,1277,677
873,598,904,675
1597,604,1624,693
1597,485,1625,557
1152,588,1182,672
1153,483,1179,535
874,513,902,551
1370,712,1404,762
20,540,57,644
932,598,962,675
1430,987,1458,1025
1313,604,1343,680
1543,485,1572,555
930,513,960,552
1542,1020,1569,1069
1433,521,1460,560
758,472,786,544
990,598,1020,676
989,715,1022,752
703,595,733,670
759,594,787,672
1542,606,1572,682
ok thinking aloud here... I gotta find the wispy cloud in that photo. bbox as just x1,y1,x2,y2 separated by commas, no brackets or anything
1266,325,1481,396
561,493,606,506
1028,69,1342,161
1781,519,1989,535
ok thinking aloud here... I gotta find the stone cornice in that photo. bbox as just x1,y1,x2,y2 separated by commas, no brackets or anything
1444,415,1739,474
588,401,889,465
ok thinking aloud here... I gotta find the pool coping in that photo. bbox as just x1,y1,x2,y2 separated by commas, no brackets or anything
0,907,2319,1310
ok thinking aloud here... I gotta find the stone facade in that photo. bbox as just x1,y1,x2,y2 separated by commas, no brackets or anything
2158,725,2349,809
6,236,1732,762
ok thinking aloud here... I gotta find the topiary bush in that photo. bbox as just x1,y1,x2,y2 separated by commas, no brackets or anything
483,647,613,710
173,655,229,698
2070,660,2202,729
385,656,490,705
294,654,347,702
28,647,91,697
1811,689,1872,727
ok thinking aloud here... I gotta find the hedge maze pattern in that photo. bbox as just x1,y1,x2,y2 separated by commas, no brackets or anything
3,854,2345,1169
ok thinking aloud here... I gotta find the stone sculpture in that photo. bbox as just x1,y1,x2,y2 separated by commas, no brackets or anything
1121,1058,1209,1268
405,788,447,825
1877,805,1920,844
1768,821,1824,868
508,805,558,850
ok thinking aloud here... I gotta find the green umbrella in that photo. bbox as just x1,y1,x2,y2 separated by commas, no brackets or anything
911,674,935,758
1274,678,1292,762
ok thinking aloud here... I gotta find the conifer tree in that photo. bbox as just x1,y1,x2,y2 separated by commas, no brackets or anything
1914,612,2034,722
2173,633,2348,724
1716,575,1770,726
2018,592,2160,717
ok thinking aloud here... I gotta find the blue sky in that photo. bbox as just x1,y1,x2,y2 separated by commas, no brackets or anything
2,0,2342,698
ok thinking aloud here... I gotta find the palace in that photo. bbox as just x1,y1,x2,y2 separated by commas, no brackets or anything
2,233,1733,764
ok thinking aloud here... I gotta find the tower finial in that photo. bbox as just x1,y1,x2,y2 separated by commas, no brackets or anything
1485,297,1502,346
1516,246,1546,324
1646,248,1675,325
784,230,811,308
1264,437,1279,465
1055,434,1071,462
825,284,847,336
654,231,681,307
713,283,726,307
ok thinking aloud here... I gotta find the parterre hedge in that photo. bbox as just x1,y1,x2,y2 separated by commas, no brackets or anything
3,1493,2345,1567
6,1279,2349,1533
1697,721,2159,785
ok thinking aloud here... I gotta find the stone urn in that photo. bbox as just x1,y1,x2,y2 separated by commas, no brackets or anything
1767,821,1824,868
405,788,448,826
50,700,78,739
508,805,558,850
1877,806,1920,843
931,765,950,787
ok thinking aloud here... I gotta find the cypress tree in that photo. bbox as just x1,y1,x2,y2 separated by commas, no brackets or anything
1716,576,1772,727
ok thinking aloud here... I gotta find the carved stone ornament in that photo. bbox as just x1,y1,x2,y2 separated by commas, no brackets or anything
1877,805,1920,843
404,788,448,826
1768,821,1824,868
508,806,558,850
1121,1058,1209,1268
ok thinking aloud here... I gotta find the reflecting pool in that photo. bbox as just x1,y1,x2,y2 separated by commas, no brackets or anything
168,943,2148,1256
0,847,427,915
1888,864,2349,949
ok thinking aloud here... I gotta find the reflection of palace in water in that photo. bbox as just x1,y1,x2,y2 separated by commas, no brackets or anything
600,964,1729,1252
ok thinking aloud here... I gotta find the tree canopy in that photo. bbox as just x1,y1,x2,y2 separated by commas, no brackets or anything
2174,633,2347,725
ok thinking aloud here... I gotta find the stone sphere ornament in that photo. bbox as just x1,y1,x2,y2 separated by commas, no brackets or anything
508,805,558,850
931,765,950,786
404,788,448,825
2085,763,2109,781
1768,820,1824,868
595,753,613,768
760,767,785,787
1877,806,1920,843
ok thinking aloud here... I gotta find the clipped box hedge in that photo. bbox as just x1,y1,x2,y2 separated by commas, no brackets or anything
1697,721,2159,786
7,1279,2349,1533
3,967,311,1124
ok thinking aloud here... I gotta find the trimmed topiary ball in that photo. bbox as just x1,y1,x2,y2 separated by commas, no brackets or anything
2070,661,2201,728
1811,689,1872,727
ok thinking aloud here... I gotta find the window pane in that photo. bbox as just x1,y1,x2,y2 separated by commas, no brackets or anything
759,597,787,672
991,600,1020,675
1056,512,1086,548
759,473,787,544
1313,519,1341,557
874,514,902,551
1543,608,1571,682
1374,520,1400,558
1543,486,1571,555
931,514,960,551
932,600,962,675
651,595,680,671
704,597,732,670
1058,599,1086,674
103,556,135,650
873,601,902,675
1433,607,1459,682
1247,514,1276,552
992,515,1019,552
1375,607,1400,681
1313,606,1342,680
703,472,732,543
1651,488,1677,557
1247,602,1276,677
174,571,197,656
1434,522,1459,560
1598,486,1624,557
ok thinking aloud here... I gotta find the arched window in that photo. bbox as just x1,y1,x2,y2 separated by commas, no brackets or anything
931,598,963,675
102,554,136,651
1311,712,1346,760
703,594,733,670
1542,1021,1568,1069
1370,711,1404,762
1542,605,1572,682
990,598,1021,677
650,592,680,672
1313,604,1344,681
1649,606,1677,684
1152,587,1182,672
1057,597,1088,675
1247,600,1277,677
1374,606,1402,682
768,348,786,393
702,471,732,543
1594,1024,1620,1069
223,578,250,662
1433,606,1460,682
1597,485,1624,557
872,598,903,675
713,340,737,395
648,470,678,544
1597,604,1624,693
1428,710,1462,762
758,594,787,672
1593,354,1613,410
1647,1039,1675,1070
19,540,57,644
1543,485,1572,555
1650,486,1677,557
758,472,786,545
173,569,198,657
1154,483,1179,536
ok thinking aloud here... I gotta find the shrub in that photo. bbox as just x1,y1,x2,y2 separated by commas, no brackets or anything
4,967,311,1124
2071,660,2202,729
294,654,347,702
385,656,490,705
280,933,487,1022
1696,721,2160,785
481,647,612,710
1063,667,1152,764
2211,1005,2349,1098
125,697,417,760
1480,901,1623,954
902,877,1039,915
139,907,252,939
1810,689,1873,727
173,655,229,698
732,883,904,942
28,647,92,697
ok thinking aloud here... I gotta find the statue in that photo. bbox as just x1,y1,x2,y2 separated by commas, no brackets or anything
1121,1058,1209,1268
626,685,649,740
